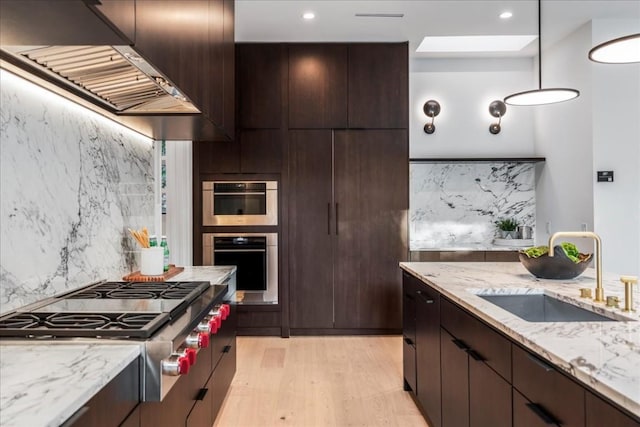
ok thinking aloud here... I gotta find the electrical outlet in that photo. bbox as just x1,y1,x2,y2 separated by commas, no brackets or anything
546,221,551,234
581,223,588,232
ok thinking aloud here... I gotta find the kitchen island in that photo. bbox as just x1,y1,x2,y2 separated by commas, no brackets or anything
400,262,640,424
0,266,235,427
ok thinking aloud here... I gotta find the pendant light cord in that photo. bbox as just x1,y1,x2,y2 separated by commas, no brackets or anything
538,0,542,89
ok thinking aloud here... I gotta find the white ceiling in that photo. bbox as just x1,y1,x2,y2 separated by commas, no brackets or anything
235,0,640,58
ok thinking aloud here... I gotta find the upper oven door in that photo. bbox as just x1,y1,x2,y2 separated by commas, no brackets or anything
202,181,278,226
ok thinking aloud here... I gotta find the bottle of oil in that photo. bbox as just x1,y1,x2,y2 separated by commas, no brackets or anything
160,236,170,271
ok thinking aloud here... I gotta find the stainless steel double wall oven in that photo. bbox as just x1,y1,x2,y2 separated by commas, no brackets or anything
202,181,279,304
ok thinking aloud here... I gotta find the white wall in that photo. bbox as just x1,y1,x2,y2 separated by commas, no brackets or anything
592,19,640,275
534,23,595,255
410,58,536,158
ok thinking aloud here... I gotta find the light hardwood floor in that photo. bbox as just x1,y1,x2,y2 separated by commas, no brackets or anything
213,336,428,427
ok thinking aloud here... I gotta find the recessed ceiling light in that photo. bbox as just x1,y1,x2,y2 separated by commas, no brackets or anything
500,11,513,19
416,35,537,53
302,12,315,20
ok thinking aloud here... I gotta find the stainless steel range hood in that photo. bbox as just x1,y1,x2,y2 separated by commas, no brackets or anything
2,44,199,114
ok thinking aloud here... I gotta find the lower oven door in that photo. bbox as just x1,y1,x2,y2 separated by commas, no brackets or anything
214,236,267,291
203,233,278,303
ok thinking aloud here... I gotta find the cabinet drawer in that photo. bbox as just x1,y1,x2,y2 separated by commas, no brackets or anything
586,391,640,427
441,298,511,381
514,389,552,427
512,344,585,427
402,337,417,393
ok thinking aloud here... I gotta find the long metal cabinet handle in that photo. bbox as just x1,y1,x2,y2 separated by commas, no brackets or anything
335,203,339,235
525,402,560,426
327,203,331,235
526,352,554,372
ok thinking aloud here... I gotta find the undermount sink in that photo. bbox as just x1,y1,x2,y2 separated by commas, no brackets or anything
474,291,620,322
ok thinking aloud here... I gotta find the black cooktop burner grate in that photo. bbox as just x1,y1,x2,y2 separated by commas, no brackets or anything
0,311,169,338
65,281,209,302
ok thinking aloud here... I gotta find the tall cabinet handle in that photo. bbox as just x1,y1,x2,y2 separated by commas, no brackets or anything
335,203,339,235
327,203,331,235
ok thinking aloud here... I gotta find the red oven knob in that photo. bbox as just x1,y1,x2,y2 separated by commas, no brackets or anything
221,304,230,320
198,332,210,348
185,348,197,366
208,315,220,334
178,356,190,375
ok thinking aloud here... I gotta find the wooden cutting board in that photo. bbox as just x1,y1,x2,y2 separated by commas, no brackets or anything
122,265,185,281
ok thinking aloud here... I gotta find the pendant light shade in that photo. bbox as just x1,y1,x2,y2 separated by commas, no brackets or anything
589,33,640,64
504,0,580,106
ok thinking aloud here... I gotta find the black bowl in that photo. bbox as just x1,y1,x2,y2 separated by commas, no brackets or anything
519,246,593,280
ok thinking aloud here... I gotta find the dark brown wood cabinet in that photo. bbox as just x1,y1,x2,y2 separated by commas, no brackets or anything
288,44,348,129
440,328,470,427
433,298,513,427
404,272,640,427
63,360,140,427
348,43,408,129
586,392,640,427
512,344,585,426
236,44,284,129
133,0,233,140
402,273,419,393
289,130,407,331
414,281,441,427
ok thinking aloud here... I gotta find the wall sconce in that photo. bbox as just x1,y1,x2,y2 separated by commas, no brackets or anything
488,100,507,134
423,100,440,134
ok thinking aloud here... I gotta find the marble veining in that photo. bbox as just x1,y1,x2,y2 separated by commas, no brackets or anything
410,162,535,250
0,70,154,314
0,343,141,427
400,262,640,416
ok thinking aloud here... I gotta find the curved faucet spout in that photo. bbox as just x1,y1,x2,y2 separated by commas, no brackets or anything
548,231,603,302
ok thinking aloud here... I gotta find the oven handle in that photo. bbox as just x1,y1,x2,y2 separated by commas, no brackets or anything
213,191,266,196
214,249,266,253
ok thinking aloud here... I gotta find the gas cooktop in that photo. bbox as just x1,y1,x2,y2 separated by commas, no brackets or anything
0,280,211,339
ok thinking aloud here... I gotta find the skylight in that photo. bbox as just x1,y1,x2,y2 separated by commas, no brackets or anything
416,35,537,53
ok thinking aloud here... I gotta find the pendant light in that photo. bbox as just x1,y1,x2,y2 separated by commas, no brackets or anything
589,33,640,64
504,0,580,106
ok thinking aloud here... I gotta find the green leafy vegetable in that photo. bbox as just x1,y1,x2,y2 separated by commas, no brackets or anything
560,242,580,263
521,242,585,263
522,246,549,258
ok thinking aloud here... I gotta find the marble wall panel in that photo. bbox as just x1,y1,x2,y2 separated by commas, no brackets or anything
0,70,154,314
410,162,536,249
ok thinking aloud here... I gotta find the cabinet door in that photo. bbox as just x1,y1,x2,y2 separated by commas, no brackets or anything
207,0,224,126
415,284,441,427
469,355,512,427
239,130,283,173
237,44,283,129
586,392,640,427
440,328,469,427
89,0,135,43
222,0,235,139
512,344,584,426
402,273,418,392
347,43,408,129
135,1,211,118
333,130,408,329
288,44,348,129
513,389,551,427
289,130,334,328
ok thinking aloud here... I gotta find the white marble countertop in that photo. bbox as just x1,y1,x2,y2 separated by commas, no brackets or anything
0,343,141,427
400,262,640,418
0,266,236,427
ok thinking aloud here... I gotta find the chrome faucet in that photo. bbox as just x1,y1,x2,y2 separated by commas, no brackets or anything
548,231,604,302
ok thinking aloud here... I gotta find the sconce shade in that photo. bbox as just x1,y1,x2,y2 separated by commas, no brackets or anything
423,100,441,117
589,33,640,64
423,100,440,134
503,0,580,106
489,100,506,134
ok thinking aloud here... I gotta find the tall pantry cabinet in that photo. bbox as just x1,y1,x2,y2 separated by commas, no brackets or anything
288,43,409,332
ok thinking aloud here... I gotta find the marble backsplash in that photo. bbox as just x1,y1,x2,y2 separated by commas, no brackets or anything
0,70,154,314
410,162,536,249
